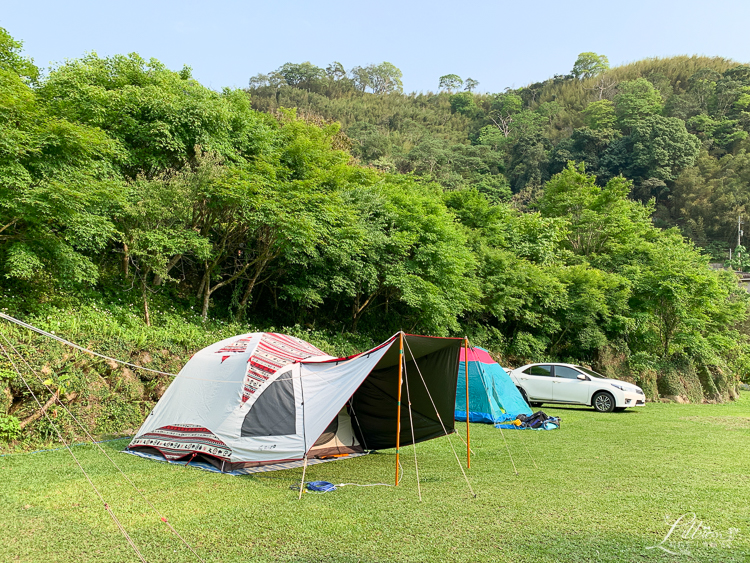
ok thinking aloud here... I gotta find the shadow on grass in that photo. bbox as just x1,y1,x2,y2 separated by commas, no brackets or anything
539,405,642,414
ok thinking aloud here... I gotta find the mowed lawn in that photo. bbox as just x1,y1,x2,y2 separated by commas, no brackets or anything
1,394,749,563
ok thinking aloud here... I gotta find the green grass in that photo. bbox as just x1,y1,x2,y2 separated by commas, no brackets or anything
1,395,749,563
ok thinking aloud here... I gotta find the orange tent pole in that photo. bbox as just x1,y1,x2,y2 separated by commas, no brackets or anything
465,337,471,469
395,332,404,486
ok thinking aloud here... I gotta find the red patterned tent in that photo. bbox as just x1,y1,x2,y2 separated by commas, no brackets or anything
128,332,464,473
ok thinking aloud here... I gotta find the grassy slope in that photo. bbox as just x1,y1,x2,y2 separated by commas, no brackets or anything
0,303,381,448
1,394,748,562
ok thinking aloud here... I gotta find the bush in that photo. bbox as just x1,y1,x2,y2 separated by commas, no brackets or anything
0,414,21,442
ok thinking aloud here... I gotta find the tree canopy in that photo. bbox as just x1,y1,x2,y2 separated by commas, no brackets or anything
572,52,610,80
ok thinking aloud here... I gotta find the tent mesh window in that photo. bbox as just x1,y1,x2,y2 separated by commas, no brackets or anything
241,371,296,437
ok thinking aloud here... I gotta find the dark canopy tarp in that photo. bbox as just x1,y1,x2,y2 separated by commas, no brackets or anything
350,334,463,450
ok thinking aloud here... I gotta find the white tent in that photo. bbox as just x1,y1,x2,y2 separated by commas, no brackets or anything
128,332,463,473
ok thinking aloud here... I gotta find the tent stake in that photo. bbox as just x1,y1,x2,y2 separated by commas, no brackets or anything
395,332,404,486
464,337,471,469
298,456,308,500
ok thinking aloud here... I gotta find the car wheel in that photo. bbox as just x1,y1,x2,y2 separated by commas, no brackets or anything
517,387,530,406
592,391,615,413
530,402,543,408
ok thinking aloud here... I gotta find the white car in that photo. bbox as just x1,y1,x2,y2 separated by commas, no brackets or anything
508,363,646,413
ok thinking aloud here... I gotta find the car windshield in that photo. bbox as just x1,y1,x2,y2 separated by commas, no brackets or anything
575,366,608,379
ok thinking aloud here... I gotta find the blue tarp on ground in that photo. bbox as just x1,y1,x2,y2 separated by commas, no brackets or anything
455,346,532,424
122,448,368,475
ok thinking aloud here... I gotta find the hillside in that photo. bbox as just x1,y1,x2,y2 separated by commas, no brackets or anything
248,55,750,254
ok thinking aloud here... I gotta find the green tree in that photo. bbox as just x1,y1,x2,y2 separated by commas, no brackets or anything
40,53,274,176
505,128,551,192
571,52,610,80
120,156,216,324
275,62,325,87
538,162,654,257
347,122,393,161
0,27,38,83
0,49,121,288
370,62,404,94
464,78,480,92
196,111,356,320
626,115,701,182
449,92,476,115
351,62,403,94
477,246,567,356
631,231,746,359
439,74,463,92
687,68,720,113
550,265,630,356
488,93,524,137
477,125,510,151
349,65,371,92
583,100,617,131
548,127,619,176
615,78,664,128
725,245,750,271
248,73,273,88
325,61,347,81
297,176,479,334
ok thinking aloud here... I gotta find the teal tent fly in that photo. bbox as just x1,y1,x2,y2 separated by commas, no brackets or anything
455,346,532,425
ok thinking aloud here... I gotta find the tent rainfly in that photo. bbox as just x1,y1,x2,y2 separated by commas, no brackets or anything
455,346,532,424
127,332,464,473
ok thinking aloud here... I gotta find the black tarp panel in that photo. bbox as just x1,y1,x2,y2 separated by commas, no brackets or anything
350,335,462,450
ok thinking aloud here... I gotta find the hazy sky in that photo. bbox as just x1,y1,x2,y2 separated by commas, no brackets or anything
3,0,750,93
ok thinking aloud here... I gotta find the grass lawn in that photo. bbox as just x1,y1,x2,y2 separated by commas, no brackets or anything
1,394,748,563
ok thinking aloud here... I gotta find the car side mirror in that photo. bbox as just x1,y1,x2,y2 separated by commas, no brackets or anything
577,374,586,380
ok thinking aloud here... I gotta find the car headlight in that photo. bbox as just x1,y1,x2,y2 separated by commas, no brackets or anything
635,388,644,395
610,383,625,391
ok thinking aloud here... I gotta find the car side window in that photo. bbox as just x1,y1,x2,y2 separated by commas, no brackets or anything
525,365,553,377
555,366,585,380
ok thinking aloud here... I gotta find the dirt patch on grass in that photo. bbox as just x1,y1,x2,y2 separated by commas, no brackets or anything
681,416,750,430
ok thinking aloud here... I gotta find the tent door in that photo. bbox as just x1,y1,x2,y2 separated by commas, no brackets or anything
307,407,364,458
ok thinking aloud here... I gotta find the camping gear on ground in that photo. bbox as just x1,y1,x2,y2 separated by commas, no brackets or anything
454,346,533,425
127,332,465,474
289,480,394,494
304,481,337,493
510,411,561,430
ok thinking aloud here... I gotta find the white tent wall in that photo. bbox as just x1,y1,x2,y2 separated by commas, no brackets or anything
135,333,263,439
217,362,307,464
129,331,394,466
131,332,340,465
299,340,395,453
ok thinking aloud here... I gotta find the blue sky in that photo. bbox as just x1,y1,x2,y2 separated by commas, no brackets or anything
3,0,750,93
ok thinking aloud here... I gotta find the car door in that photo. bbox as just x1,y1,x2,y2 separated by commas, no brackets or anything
552,365,590,404
519,365,554,401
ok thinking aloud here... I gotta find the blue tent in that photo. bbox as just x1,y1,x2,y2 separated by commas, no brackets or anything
455,347,532,425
